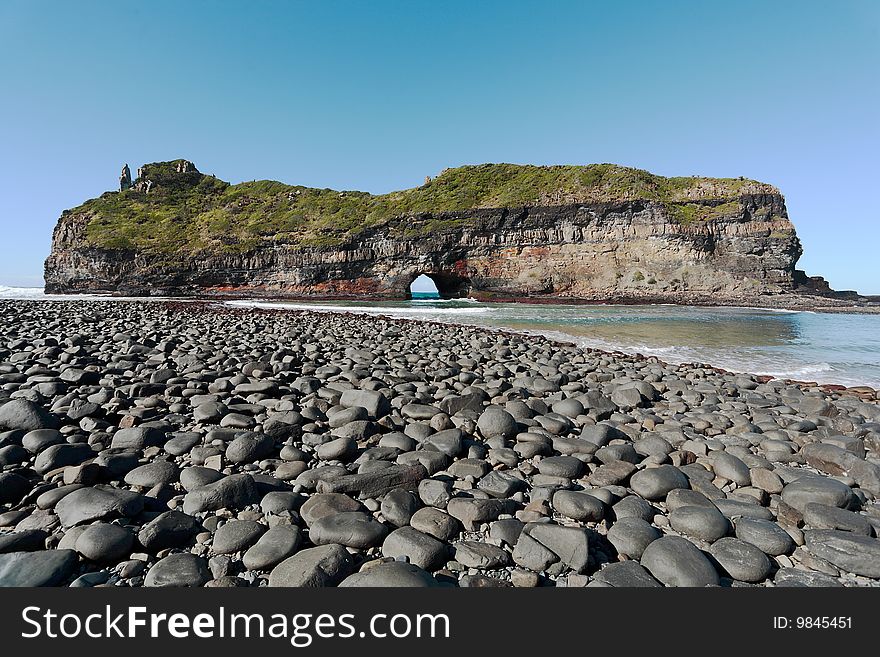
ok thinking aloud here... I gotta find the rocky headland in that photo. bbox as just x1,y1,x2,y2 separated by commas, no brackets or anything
43,160,869,308
1,299,879,587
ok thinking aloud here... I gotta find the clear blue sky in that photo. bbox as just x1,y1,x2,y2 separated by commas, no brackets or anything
1,0,877,292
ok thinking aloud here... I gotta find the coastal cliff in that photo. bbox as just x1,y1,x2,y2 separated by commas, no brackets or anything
45,160,817,304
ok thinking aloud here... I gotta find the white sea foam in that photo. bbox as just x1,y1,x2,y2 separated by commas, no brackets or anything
225,300,490,316
0,286,48,299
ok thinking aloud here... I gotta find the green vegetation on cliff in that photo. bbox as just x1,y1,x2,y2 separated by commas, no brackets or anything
76,160,780,254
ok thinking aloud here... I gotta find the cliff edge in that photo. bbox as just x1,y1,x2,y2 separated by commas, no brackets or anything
44,159,843,305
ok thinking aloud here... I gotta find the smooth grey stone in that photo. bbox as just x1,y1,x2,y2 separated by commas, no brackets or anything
316,436,357,462
512,523,589,573
74,522,134,561
300,493,363,526
180,466,224,491
0,529,47,553
418,478,453,508
592,560,661,587
552,490,605,522
0,400,59,432
607,516,661,559
225,433,274,464
268,544,354,587
669,505,731,542
666,488,715,512
708,537,772,582
410,507,460,542
612,495,655,521
0,549,77,586
0,444,29,466
489,518,525,547
537,455,585,479
453,541,510,569
381,489,420,527
111,426,164,450
260,491,301,515
243,526,302,570
339,561,440,587
713,499,774,520
804,529,880,577
629,465,690,500
124,460,179,487
55,486,144,527
69,571,112,587
641,536,720,587
781,476,854,513
382,527,449,570
138,511,202,552
182,473,260,515
212,520,265,554
33,443,94,474
163,433,201,456
802,503,873,536
734,518,795,556
144,553,210,587
446,497,515,531
477,470,527,498
22,429,64,454
579,423,626,446
477,406,518,440
713,452,752,486
309,512,388,549
773,568,843,587
339,389,390,418
423,429,463,457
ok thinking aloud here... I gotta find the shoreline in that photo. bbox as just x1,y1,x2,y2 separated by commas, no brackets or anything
1,298,880,588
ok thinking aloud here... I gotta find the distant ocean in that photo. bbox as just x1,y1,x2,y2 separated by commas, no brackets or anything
4,286,880,388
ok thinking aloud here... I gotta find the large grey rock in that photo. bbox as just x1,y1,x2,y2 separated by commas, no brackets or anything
734,518,795,556
606,517,661,559
138,511,202,551
708,537,771,582
0,400,59,432
0,549,78,586
668,505,731,542
124,461,179,487
629,465,690,500
300,493,364,526
33,443,94,475
316,464,427,499
552,490,605,522
144,553,210,587
713,452,752,486
477,406,519,440
452,541,510,569
226,433,275,464
55,486,144,527
74,523,134,562
339,561,440,587
243,526,302,571
537,455,585,479
592,560,661,587
804,529,880,578
212,520,265,554
308,512,388,549
382,527,449,570
780,476,854,513
0,472,30,504
182,473,260,515
268,544,354,587
340,389,390,418
802,503,873,536
410,507,460,542
512,523,589,573
640,536,720,587
111,426,165,450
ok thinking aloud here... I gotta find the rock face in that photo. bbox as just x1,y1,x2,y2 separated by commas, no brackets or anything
44,160,817,304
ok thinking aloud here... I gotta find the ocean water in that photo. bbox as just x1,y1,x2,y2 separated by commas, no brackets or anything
4,286,880,388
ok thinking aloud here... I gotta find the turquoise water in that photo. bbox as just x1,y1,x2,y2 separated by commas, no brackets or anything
4,286,879,388
227,297,880,389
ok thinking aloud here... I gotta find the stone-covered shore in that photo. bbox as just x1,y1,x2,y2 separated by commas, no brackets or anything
1,299,879,588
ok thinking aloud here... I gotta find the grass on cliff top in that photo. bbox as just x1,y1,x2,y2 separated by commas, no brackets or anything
77,161,780,254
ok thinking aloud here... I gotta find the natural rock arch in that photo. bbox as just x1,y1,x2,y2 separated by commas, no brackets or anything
401,270,472,300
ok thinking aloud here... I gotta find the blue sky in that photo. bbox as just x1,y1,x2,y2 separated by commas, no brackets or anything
1,0,877,292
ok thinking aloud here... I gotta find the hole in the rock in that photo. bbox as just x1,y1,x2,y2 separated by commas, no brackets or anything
410,274,440,300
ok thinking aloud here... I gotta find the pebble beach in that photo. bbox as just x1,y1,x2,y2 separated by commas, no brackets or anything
1,299,879,588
